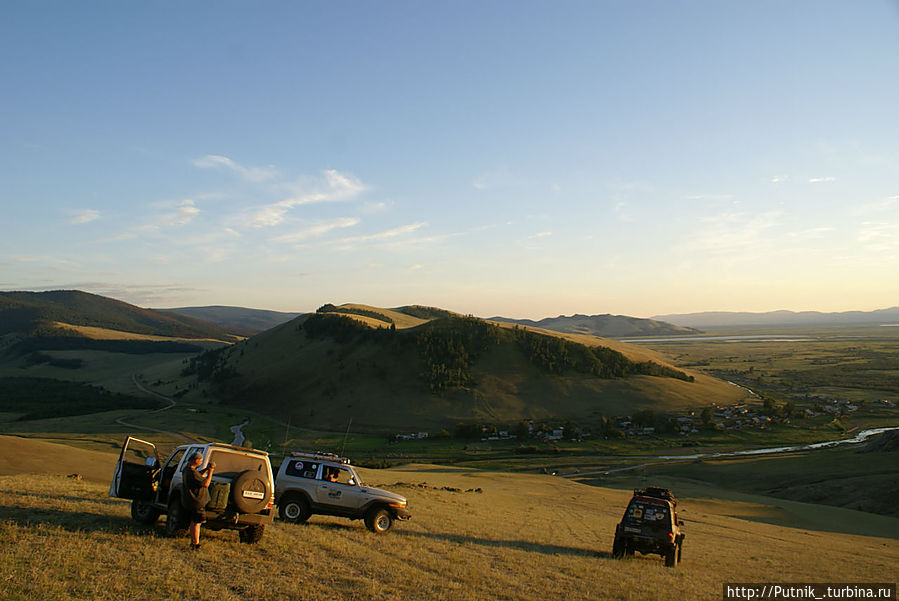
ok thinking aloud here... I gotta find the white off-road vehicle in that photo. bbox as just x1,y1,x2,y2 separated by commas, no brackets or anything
275,451,411,534
110,437,275,543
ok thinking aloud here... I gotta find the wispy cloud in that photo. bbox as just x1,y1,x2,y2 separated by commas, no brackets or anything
685,211,783,254
858,221,899,253
192,154,278,182
770,175,788,184
249,169,367,227
158,199,200,227
272,217,361,244
472,168,516,190
529,231,552,239
809,176,836,183
335,222,427,245
69,209,100,225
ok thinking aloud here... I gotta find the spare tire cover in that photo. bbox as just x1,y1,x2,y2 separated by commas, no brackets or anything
231,470,269,513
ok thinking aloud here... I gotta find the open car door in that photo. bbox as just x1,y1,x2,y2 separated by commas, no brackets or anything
109,436,160,500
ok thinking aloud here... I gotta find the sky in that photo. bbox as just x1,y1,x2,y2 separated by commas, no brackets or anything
2,1,898,319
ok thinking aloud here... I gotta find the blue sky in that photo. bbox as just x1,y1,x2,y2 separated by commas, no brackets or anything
2,1,898,318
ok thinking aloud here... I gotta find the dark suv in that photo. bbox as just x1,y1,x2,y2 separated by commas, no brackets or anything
612,487,685,567
110,437,275,543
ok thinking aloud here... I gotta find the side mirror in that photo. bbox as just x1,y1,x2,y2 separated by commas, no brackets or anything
347,478,356,486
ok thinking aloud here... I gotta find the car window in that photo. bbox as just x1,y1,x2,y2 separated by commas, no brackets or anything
625,501,669,523
322,466,355,485
209,450,268,478
285,459,320,479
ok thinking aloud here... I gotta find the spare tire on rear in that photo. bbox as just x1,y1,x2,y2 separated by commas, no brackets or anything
231,469,269,513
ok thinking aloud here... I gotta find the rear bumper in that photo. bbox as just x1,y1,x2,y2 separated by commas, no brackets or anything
207,510,274,528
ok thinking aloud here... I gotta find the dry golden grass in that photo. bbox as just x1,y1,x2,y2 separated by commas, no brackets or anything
2,463,896,601
49,321,234,343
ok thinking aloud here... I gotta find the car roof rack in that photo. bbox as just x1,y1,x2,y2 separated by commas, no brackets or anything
633,487,677,507
288,450,351,464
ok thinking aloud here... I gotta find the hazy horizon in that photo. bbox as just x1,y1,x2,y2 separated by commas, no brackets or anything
3,2,898,320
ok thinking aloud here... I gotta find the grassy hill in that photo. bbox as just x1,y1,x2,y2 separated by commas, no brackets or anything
490,313,701,338
1,460,896,601
159,305,302,335
176,303,747,431
0,290,237,343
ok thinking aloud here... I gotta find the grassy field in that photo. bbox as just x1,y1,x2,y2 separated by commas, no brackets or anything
2,462,897,601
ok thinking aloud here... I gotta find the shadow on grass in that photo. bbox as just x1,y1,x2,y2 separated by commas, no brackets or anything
6,490,124,506
400,529,611,559
0,503,158,536
295,520,611,558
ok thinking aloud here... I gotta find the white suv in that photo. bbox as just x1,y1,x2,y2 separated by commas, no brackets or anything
110,437,275,543
275,451,411,534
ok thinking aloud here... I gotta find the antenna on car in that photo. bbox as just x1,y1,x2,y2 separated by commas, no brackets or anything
340,417,352,457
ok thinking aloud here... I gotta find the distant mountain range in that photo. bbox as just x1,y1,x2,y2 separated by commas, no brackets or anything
488,313,700,338
160,305,302,335
653,307,899,328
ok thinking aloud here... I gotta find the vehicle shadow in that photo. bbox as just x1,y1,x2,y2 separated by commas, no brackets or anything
0,502,158,536
397,529,611,559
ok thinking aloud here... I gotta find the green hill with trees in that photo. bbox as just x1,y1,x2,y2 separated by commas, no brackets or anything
177,303,745,431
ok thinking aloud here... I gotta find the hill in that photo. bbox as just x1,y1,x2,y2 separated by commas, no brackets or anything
0,290,238,343
654,307,899,328
177,303,747,431
1,464,896,601
489,313,700,338
159,305,302,335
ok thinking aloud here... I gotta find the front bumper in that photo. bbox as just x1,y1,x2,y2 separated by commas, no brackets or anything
392,506,412,521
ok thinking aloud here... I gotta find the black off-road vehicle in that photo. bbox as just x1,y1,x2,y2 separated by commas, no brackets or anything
612,487,685,567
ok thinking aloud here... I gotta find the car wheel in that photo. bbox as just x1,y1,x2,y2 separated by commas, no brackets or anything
165,497,189,538
238,525,265,544
624,541,635,557
365,507,393,534
677,541,683,563
231,470,270,514
279,496,311,523
665,544,679,567
131,500,160,525
612,536,625,559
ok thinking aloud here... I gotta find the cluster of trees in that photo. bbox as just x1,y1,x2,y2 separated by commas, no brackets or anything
415,317,500,392
13,336,202,356
185,346,238,384
513,327,693,382
0,377,164,420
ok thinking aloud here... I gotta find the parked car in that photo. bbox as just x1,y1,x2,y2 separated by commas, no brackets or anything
275,451,411,534
612,487,685,567
110,436,275,543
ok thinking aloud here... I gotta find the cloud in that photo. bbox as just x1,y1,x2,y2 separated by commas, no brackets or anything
249,169,367,227
192,154,278,182
272,217,361,244
158,199,200,227
809,176,836,183
858,221,899,253
685,211,783,254
334,222,428,246
529,231,552,239
472,168,516,190
770,175,788,184
69,209,100,225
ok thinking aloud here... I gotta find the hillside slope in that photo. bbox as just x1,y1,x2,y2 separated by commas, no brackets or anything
1,467,895,601
491,313,701,338
160,305,302,335
179,304,747,431
0,290,237,342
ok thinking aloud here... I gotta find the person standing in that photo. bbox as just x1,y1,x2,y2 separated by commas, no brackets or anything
182,451,215,549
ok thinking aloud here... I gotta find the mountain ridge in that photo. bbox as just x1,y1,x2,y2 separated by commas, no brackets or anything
488,313,700,338
653,307,899,328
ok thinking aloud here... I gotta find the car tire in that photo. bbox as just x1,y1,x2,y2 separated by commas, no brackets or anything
278,495,311,523
238,525,265,544
165,497,189,538
365,507,393,534
665,544,679,568
131,500,160,525
677,541,683,563
624,541,635,557
231,470,270,514
612,536,625,559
